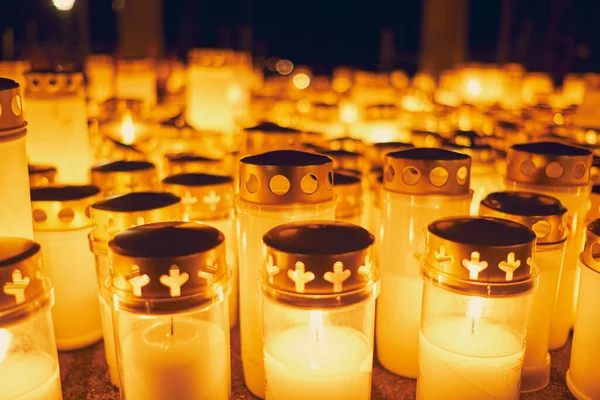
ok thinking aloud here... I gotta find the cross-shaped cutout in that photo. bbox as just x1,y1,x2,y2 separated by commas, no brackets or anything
434,245,453,269
461,251,488,279
324,261,351,293
527,257,535,274
498,252,521,281
198,258,219,283
130,216,145,228
3,270,30,304
125,177,139,192
287,261,314,293
127,265,150,297
159,265,189,297
203,191,221,212
181,191,198,206
265,254,280,284
358,255,373,279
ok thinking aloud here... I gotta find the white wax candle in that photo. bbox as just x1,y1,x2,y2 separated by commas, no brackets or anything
0,351,62,400
417,318,524,400
264,326,372,400
99,295,119,386
121,318,229,400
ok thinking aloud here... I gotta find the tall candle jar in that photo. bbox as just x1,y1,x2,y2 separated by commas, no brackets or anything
116,58,157,107
261,221,379,400
505,141,592,349
29,164,57,187
162,173,239,327
24,70,91,184
89,192,181,386
567,218,600,399
333,170,362,225
109,221,231,400
241,122,305,157
31,185,103,350
480,191,567,392
418,216,538,399
0,237,62,399
237,150,336,398
90,160,158,197
0,78,33,239
376,147,473,378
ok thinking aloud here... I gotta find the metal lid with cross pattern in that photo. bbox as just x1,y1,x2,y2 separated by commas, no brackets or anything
261,221,378,308
581,219,600,274
91,160,158,196
109,221,230,313
28,164,57,187
423,216,537,296
31,185,100,231
0,78,26,138
24,69,84,98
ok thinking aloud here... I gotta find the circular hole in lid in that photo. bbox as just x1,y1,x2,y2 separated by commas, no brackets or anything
326,171,333,190
591,242,600,262
545,162,564,179
456,166,468,185
572,162,587,180
246,174,260,194
269,175,291,196
58,208,75,223
520,160,537,176
401,166,420,186
300,173,319,195
429,167,449,187
32,209,47,223
11,95,21,116
384,165,395,183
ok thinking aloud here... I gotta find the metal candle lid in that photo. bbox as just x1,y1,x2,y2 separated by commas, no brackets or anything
480,191,567,245
242,122,305,153
164,153,224,176
28,164,57,187
423,216,537,296
506,142,592,187
261,221,378,307
333,171,362,218
239,150,334,205
384,148,471,195
31,185,101,231
0,238,51,323
109,222,229,313
24,70,83,98
162,173,234,220
582,219,600,274
90,160,158,196
0,78,25,136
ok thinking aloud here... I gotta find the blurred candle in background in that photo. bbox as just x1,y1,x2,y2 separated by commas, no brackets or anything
90,160,158,197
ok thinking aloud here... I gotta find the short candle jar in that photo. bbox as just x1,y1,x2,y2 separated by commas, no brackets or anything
261,221,379,400
28,164,57,188
90,160,158,197
418,217,538,400
333,170,363,226
480,191,567,392
162,173,239,327
567,218,600,399
505,142,592,349
237,150,336,398
0,238,62,400
377,147,473,378
31,185,103,350
241,122,306,157
109,222,231,400
89,192,181,386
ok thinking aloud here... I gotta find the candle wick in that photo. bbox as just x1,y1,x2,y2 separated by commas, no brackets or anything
170,317,174,336
471,318,475,334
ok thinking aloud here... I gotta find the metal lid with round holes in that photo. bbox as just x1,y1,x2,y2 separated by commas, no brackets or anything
261,221,378,308
321,149,365,174
384,148,472,195
109,221,230,313
31,185,100,231
162,173,234,221
0,78,25,136
480,191,567,245
239,150,334,205
90,160,158,196
506,142,592,187
242,122,305,155
90,192,181,250
333,171,362,218
582,219,600,274
28,164,57,187
423,216,537,296
164,153,225,176
24,70,83,98
368,141,414,167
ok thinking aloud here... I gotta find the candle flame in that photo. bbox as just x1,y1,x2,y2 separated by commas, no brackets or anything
466,296,484,334
466,79,482,97
0,329,10,364
121,112,135,145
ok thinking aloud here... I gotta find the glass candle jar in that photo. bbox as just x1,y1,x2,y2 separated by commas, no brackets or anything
505,141,592,349
90,160,158,197
24,70,91,184
164,153,226,177
377,147,473,378
31,185,103,350
261,221,379,400
116,58,157,107
480,191,568,392
354,103,406,143
0,79,33,239
241,122,306,156
28,164,57,187
162,173,239,327
84,54,116,105
333,170,363,226
89,192,181,386
109,221,231,400
237,150,337,398
567,219,600,399
418,217,538,400
0,237,61,399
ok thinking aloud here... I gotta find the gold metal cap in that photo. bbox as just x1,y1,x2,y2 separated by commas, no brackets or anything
31,185,100,231
28,164,57,187
333,171,362,218
321,149,365,175
90,192,181,247
506,142,592,187
368,141,414,168
239,150,334,205
384,148,471,195
164,153,225,176
109,221,229,313
261,221,378,308
24,70,84,98
188,48,251,67
582,219,600,274
423,216,537,296
242,122,305,154
0,78,25,135
90,160,158,196
0,238,51,320
162,173,234,221
480,191,567,245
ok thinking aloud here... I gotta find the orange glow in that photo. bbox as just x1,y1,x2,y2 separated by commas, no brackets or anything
297,98,311,114
553,113,564,125
458,115,472,131
226,85,243,105
332,77,352,93
585,130,599,145
276,59,294,75
53,0,76,10
339,102,359,124
120,113,135,145
466,297,484,334
293,73,311,90
466,79,482,97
